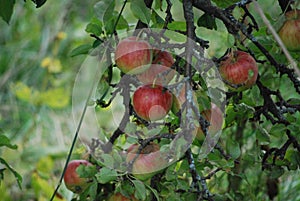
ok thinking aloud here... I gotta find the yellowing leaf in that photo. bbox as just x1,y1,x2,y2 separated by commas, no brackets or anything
40,88,69,109
40,57,62,73
41,57,52,68
36,156,54,178
49,59,62,73
11,82,35,102
56,32,67,40
31,172,65,201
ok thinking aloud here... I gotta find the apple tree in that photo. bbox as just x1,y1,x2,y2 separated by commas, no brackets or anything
54,0,300,200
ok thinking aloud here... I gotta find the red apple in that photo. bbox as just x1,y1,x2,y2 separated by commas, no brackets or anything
218,50,258,91
132,84,173,121
196,103,223,140
108,193,138,201
278,9,300,51
63,159,92,193
126,142,167,181
137,50,175,85
115,37,153,74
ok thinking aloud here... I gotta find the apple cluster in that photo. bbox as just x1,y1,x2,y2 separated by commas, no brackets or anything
115,36,175,122
64,37,260,198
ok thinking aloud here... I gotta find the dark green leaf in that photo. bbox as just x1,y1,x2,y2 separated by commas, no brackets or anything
92,39,102,48
132,180,146,200
96,167,118,184
130,0,151,24
119,180,135,196
70,44,92,57
226,138,241,159
0,134,17,149
267,166,284,179
0,0,15,24
197,13,217,30
0,157,22,189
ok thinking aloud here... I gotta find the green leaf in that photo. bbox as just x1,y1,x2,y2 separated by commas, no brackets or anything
165,165,177,181
267,166,284,179
130,0,151,24
85,20,103,36
70,44,92,57
94,0,115,23
0,157,22,189
167,21,186,31
211,0,239,8
96,167,118,184
269,124,287,137
145,183,160,201
99,153,114,168
0,134,17,149
151,10,165,28
132,180,146,200
197,13,217,30
255,127,270,145
0,0,15,24
119,180,135,196
87,181,98,200
115,13,129,30
226,138,241,159
286,150,300,168
77,164,97,178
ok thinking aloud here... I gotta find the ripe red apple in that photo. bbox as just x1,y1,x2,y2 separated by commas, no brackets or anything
132,84,173,121
218,50,258,91
63,160,92,193
137,50,175,85
126,142,167,181
278,9,300,51
115,37,153,74
108,193,138,201
196,103,223,140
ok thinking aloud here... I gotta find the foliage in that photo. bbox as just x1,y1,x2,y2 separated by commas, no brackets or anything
1,0,300,201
